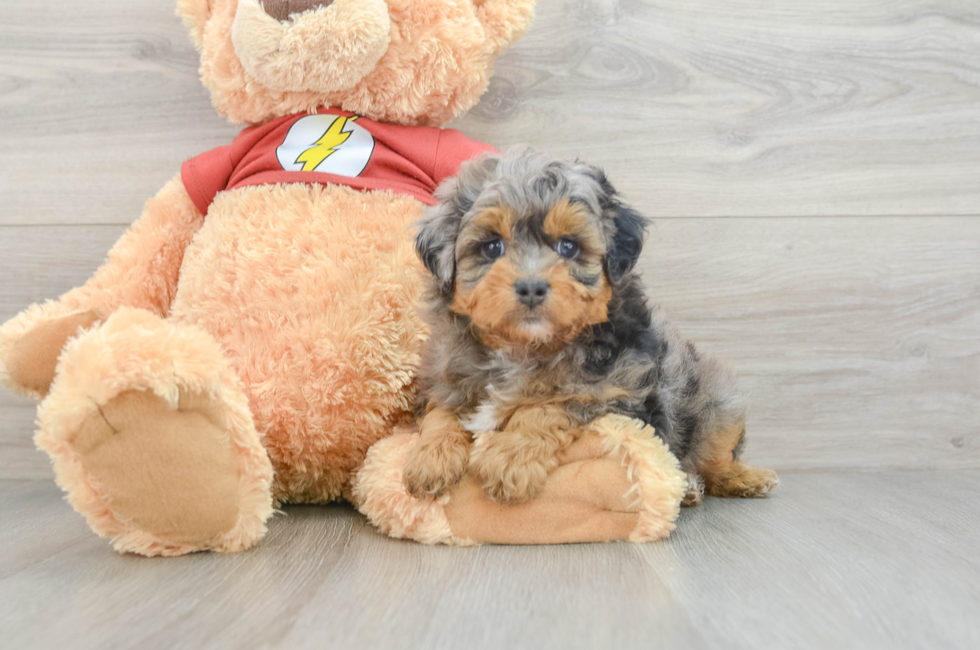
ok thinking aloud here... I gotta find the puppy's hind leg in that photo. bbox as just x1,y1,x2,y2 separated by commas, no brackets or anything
680,468,705,508
697,422,778,499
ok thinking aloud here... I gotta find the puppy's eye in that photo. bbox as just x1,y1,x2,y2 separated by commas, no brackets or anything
555,238,580,259
482,238,505,260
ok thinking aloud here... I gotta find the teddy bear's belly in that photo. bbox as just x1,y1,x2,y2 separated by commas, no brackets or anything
169,183,428,503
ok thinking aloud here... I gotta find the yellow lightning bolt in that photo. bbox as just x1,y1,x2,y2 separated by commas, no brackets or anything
295,116,357,171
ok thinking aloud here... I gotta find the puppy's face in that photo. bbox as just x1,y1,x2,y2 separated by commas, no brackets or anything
451,198,611,349
417,149,647,352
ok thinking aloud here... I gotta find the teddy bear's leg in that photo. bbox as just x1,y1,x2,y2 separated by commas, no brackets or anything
36,307,274,556
0,174,203,399
353,414,689,545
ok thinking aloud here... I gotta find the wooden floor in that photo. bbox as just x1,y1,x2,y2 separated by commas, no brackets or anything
2,472,979,650
1,0,978,648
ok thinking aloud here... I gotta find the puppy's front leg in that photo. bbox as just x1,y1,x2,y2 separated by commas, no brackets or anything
470,404,581,504
403,407,473,499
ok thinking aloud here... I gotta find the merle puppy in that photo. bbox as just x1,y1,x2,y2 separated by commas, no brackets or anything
402,147,778,506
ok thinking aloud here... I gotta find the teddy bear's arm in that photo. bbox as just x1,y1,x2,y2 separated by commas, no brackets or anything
0,173,204,399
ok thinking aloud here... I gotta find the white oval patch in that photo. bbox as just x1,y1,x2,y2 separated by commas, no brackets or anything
275,114,375,177
460,400,502,435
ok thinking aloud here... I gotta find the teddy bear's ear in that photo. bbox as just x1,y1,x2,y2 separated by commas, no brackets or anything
416,154,501,294
474,0,536,54
177,0,214,49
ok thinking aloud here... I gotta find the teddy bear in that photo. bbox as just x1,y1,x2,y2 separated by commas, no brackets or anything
0,0,688,555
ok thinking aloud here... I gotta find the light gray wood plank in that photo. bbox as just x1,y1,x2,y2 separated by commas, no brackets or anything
639,216,980,471
0,480,91,580
0,226,127,319
0,473,977,650
0,1,238,226
2,217,976,476
0,394,50,481
3,1,980,225
633,471,980,650
455,0,980,217
0,225,126,480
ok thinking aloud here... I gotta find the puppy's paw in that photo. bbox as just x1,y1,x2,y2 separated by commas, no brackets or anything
707,463,779,499
402,437,470,499
471,452,549,505
734,466,779,497
681,472,705,508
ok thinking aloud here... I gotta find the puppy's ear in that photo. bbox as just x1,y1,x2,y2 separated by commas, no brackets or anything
416,153,500,294
589,167,647,283
415,210,457,295
606,203,647,282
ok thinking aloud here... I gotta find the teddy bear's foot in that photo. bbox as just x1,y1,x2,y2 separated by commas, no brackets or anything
72,390,248,549
36,307,275,556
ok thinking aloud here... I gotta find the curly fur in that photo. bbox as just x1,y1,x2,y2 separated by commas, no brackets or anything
172,184,429,503
408,147,778,502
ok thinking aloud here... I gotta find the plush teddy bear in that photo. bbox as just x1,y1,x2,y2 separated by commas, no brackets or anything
0,0,687,555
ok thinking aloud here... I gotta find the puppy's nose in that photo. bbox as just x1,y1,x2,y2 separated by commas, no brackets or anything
514,278,550,309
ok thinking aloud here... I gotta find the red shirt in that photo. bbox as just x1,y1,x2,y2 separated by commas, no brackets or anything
181,107,495,214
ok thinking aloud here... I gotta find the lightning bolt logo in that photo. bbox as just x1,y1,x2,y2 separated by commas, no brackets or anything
295,116,358,172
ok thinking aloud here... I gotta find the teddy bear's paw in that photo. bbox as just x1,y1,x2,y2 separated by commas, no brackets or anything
1,310,101,399
403,434,470,499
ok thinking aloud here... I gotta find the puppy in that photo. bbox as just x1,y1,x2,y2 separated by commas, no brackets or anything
403,147,778,506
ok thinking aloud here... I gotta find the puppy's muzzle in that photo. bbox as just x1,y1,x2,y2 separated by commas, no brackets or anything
515,278,550,309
